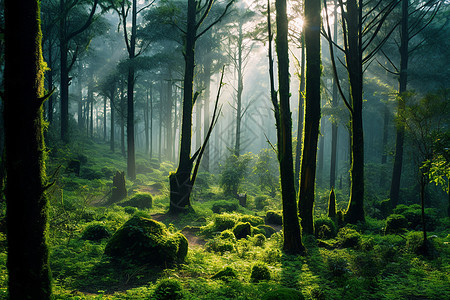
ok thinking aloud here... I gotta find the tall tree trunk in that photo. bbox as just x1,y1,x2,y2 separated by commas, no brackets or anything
234,23,244,157
390,0,409,209
47,37,54,124
202,34,212,172
104,96,107,141
145,86,150,154
345,0,365,224
120,78,126,157
159,80,163,161
275,0,305,254
110,85,115,152
4,0,51,297
166,78,173,161
59,0,69,143
299,0,321,236
127,0,137,180
169,0,197,213
294,33,305,192
150,83,154,159
89,81,94,138
380,103,389,187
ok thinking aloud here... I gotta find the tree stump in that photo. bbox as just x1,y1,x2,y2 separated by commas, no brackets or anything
237,193,247,207
110,171,127,204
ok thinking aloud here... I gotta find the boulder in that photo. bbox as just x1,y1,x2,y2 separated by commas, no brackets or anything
104,216,188,266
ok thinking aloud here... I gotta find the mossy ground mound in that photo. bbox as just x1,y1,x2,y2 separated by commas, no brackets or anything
104,216,187,266
118,192,153,209
261,288,305,300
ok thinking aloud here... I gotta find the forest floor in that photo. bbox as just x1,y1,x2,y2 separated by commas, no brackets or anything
0,140,449,299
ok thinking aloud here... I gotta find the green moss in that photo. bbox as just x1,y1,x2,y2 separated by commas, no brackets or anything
81,223,111,241
104,216,188,266
314,217,336,239
337,227,361,248
211,200,239,213
265,210,282,225
205,238,235,254
250,263,271,282
239,215,264,226
257,225,277,238
153,278,184,300
385,214,408,234
213,213,237,231
118,192,153,209
261,288,305,300
211,266,238,281
233,222,252,239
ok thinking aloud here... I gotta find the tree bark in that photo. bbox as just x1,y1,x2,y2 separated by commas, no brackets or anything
294,33,305,192
4,0,51,297
390,0,409,209
234,22,244,157
275,0,305,254
110,84,116,152
299,0,321,235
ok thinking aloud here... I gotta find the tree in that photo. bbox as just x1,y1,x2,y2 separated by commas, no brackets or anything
59,0,100,142
169,0,234,214
323,0,398,223
298,0,321,235
4,0,51,297
268,0,305,254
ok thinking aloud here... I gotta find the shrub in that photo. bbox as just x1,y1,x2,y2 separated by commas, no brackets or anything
124,206,138,215
233,222,252,239
265,210,282,225
314,217,337,239
253,233,266,247
219,229,236,242
211,266,238,281
211,200,239,214
384,214,408,234
213,214,238,231
250,263,271,282
153,278,184,300
406,231,427,255
205,238,235,254
261,288,305,300
81,223,111,241
257,225,277,238
254,196,269,210
104,216,188,266
118,192,152,209
326,255,349,277
393,204,438,231
337,227,361,248
220,153,252,195
239,215,264,226
80,167,103,180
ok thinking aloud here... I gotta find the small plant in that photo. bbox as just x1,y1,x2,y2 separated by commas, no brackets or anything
326,255,349,277
261,288,305,300
384,214,408,234
81,223,111,241
337,227,361,248
250,263,271,282
153,278,184,300
220,153,252,196
253,149,279,197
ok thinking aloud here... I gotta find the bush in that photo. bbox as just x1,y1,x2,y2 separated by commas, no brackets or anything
393,204,438,231
219,229,236,242
314,217,337,239
205,238,235,254
239,215,264,226
254,196,269,210
211,266,238,281
81,223,111,241
265,210,282,225
104,216,188,266
250,263,271,282
80,167,103,180
326,255,349,277
257,225,277,238
261,288,305,300
213,214,238,231
124,206,138,215
233,222,252,239
211,200,239,214
220,153,252,195
153,278,184,300
253,233,266,247
118,192,152,209
337,227,361,248
406,231,427,255
385,214,408,234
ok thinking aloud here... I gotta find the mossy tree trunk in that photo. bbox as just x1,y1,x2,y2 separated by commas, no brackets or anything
4,0,51,298
274,0,305,254
299,0,321,236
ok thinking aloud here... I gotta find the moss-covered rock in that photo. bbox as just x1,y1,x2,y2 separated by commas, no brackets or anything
205,238,235,254
213,214,237,231
81,223,111,241
233,222,252,239
153,278,184,300
211,200,238,213
265,210,282,225
250,263,271,282
104,216,188,266
219,229,236,242
211,266,238,281
261,288,305,300
314,217,337,239
257,225,277,238
253,233,266,247
239,215,264,226
118,192,153,209
337,227,361,248
385,214,408,234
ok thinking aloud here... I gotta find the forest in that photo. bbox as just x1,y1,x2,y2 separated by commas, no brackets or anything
0,0,449,299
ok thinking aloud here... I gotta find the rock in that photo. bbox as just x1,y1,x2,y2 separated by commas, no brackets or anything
233,222,252,239
104,216,188,266
265,210,282,226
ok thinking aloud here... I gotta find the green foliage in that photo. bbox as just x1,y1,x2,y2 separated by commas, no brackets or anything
326,253,350,277
261,288,305,300
233,222,253,239
118,192,153,209
393,204,439,231
211,200,238,214
81,223,111,241
385,214,408,234
257,225,277,238
253,149,279,196
213,213,238,231
250,263,271,282
314,217,337,239
254,195,270,210
265,210,283,225
220,153,252,195
153,278,184,300
104,216,188,266
406,231,427,255
205,238,235,254
337,227,361,248
211,266,238,281
239,215,264,226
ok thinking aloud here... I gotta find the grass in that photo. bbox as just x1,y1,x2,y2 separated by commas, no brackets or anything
0,141,449,299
